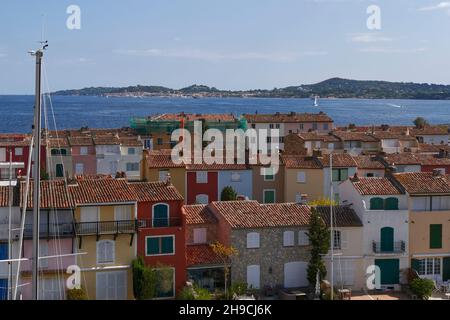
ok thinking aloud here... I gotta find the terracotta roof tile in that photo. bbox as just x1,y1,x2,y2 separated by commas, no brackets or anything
210,201,311,228
281,155,323,169
244,112,333,123
297,132,340,142
187,244,224,267
93,135,120,145
371,131,416,141
410,126,449,136
69,179,136,204
393,172,450,194
20,180,74,209
129,182,183,202
146,150,185,168
351,177,403,195
319,153,358,168
68,136,93,146
314,206,363,227
352,155,385,169
418,144,450,154
331,131,379,142
0,185,16,207
384,153,421,166
184,204,218,224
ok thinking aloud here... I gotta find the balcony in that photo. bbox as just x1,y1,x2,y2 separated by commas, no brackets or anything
372,241,405,254
23,223,75,239
138,218,182,229
74,220,137,236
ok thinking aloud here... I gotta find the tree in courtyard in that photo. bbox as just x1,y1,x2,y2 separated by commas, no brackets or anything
221,186,237,201
210,241,238,298
307,207,330,286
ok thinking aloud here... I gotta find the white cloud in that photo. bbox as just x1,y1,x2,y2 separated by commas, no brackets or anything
0,53,6,58
418,2,450,11
349,33,393,43
113,48,327,62
359,47,428,54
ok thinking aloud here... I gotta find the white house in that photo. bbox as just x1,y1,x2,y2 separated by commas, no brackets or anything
340,176,409,290
118,138,143,181
94,135,122,176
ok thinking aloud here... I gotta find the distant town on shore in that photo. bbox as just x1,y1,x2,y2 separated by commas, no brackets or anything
52,77,450,100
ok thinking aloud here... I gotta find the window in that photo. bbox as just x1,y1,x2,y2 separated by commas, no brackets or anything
39,242,49,268
415,258,441,276
55,164,64,178
370,197,384,210
75,163,84,175
195,194,209,204
298,230,310,246
328,143,334,150
370,197,399,210
126,162,139,171
80,147,88,155
247,232,260,249
196,171,208,184
299,124,304,130
114,206,131,221
144,139,153,150
127,148,135,155
39,278,64,300
332,168,348,182
430,224,443,249
157,138,163,145
412,197,429,211
366,173,374,177
154,268,175,298
96,271,127,300
385,197,399,210
15,147,23,156
296,171,306,183
432,196,450,211
97,240,115,264
146,236,175,256
153,203,169,227
275,124,280,129
323,123,329,130
231,172,241,182
266,136,272,143
269,124,274,129
263,168,274,181
263,190,275,204
159,170,169,182
251,124,256,129
283,231,295,247
193,228,207,244
51,149,67,156
333,230,341,250
312,123,318,130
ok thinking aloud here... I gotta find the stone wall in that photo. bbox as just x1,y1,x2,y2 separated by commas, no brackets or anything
230,227,311,289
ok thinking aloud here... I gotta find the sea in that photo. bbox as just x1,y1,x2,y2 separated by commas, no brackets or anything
0,95,450,133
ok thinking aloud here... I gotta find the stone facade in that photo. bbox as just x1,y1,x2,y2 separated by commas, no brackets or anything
230,227,311,289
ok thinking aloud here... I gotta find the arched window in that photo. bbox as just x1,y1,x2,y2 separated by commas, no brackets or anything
370,197,384,210
97,240,115,264
152,203,169,227
385,197,399,210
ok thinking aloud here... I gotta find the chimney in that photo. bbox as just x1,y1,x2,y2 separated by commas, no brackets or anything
312,149,323,158
351,172,360,182
165,173,172,185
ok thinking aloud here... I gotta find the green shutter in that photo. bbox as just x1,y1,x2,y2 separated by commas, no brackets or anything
56,164,64,178
443,258,450,281
332,169,339,182
340,169,348,181
61,149,67,156
385,198,399,210
153,204,169,227
147,238,160,255
430,224,443,249
411,259,420,274
264,190,275,203
161,236,174,254
380,227,394,252
370,197,384,210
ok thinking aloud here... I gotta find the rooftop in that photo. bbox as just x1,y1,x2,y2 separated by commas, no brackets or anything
314,205,363,227
129,181,183,202
184,204,218,225
243,112,333,123
186,244,224,267
393,172,450,195
351,177,404,195
352,155,385,169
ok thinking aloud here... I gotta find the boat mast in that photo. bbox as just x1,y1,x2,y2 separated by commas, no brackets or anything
30,46,45,300
330,153,334,300
7,149,12,300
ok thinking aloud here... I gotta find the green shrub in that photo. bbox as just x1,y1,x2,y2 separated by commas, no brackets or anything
132,257,157,299
177,285,212,300
67,288,88,300
221,186,237,201
410,278,434,300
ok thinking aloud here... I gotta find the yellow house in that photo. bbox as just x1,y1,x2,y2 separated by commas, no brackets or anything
282,155,324,203
394,172,450,283
69,177,138,300
142,149,186,200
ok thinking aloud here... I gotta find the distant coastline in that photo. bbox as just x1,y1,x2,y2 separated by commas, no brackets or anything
52,77,450,100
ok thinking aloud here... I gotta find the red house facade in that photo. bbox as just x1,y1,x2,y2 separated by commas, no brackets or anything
186,170,218,205
131,182,187,298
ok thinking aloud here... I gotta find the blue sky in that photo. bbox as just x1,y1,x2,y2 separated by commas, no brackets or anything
1,0,450,94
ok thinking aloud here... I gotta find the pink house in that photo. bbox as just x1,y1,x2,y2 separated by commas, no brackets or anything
68,136,97,176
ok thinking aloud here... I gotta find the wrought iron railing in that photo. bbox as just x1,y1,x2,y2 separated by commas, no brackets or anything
23,223,75,239
372,241,405,253
74,220,137,235
138,218,182,228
